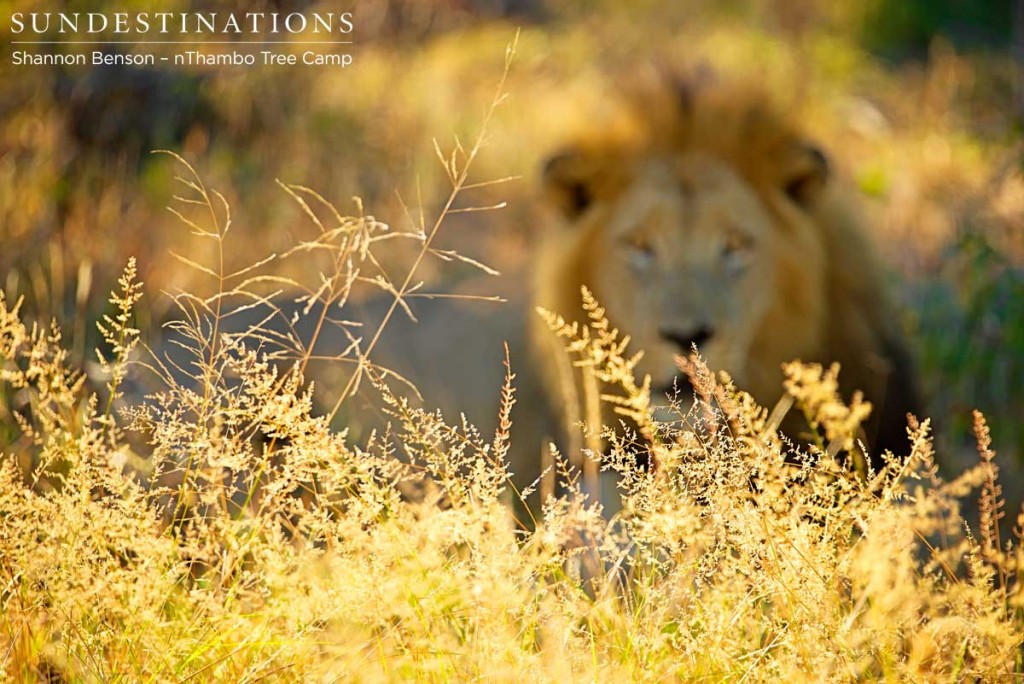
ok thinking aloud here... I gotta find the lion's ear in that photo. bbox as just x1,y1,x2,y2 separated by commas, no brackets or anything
542,149,598,220
783,143,829,206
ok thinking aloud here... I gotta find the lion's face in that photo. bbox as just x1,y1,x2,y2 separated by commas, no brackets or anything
539,106,833,405
530,75,917,468
581,155,781,398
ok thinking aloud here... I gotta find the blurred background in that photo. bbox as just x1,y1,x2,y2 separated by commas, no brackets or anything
1,0,1022,499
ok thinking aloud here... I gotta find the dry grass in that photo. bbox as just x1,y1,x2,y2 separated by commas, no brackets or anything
2,8,1023,680
3,63,1023,678
2,255,1022,680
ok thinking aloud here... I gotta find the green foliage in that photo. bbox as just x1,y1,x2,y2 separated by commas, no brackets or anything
916,232,1024,459
860,0,1015,58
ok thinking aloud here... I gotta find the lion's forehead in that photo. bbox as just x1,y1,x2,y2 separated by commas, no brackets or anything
603,156,776,247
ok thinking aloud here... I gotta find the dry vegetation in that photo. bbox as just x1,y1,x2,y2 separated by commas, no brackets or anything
2,1,1024,681
2,214,1023,679
3,68,1024,684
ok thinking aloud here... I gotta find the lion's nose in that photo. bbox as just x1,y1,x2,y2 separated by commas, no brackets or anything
659,326,715,352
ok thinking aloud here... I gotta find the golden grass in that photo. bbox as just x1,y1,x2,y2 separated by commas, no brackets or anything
2,103,1023,677
2,259,1022,680
2,17,1023,681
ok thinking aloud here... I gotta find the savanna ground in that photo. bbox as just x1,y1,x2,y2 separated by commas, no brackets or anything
2,0,1024,680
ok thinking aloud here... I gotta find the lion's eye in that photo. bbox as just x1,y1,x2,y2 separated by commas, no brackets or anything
624,235,655,270
722,231,754,273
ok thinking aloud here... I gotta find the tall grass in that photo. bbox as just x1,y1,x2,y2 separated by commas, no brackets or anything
2,258,1022,679
3,36,1023,683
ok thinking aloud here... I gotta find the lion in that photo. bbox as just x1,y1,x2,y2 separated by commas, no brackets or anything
329,72,919,512
530,72,919,476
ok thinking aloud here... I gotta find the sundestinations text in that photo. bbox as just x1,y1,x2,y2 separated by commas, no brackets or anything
10,12,354,36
